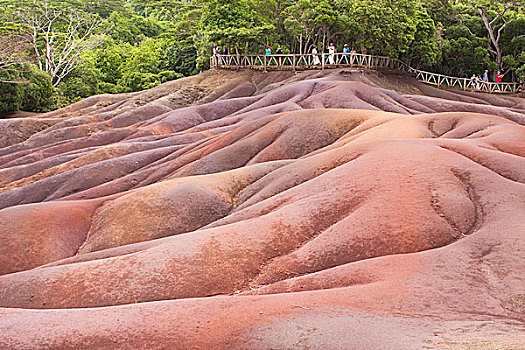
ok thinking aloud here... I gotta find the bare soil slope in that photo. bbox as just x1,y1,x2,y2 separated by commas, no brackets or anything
1,68,524,350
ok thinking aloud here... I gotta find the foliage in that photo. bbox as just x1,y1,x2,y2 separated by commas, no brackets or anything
0,78,23,113
3,0,113,87
21,67,54,112
0,65,53,113
1,0,525,115
350,0,441,67
57,59,100,102
110,12,162,44
283,0,347,54
454,0,525,72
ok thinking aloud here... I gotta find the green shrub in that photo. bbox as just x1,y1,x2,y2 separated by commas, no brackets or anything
0,79,23,114
21,69,54,112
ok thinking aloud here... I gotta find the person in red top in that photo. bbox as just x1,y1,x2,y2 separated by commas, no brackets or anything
496,71,504,82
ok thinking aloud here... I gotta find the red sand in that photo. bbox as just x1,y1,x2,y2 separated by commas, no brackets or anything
0,69,524,349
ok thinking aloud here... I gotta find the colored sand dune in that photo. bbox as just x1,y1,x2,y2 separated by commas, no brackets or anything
1,69,524,349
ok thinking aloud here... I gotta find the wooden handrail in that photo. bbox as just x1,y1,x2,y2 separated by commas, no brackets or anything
210,53,519,94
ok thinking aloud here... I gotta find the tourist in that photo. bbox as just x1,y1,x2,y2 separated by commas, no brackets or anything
342,44,350,64
470,74,477,91
214,45,223,65
222,46,228,55
312,45,321,65
496,71,504,83
519,75,524,92
276,44,283,65
327,43,336,65
265,45,271,55
495,71,504,91
482,70,489,82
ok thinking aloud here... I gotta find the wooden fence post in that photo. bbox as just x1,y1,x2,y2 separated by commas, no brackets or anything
212,52,517,95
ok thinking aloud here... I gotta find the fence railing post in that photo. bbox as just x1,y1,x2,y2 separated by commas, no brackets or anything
212,52,518,94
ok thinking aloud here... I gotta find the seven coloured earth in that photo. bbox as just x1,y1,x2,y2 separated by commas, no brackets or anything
0,68,525,349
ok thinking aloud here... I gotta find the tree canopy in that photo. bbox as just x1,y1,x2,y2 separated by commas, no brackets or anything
0,0,524,114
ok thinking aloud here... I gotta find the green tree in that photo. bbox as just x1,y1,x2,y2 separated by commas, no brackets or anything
0,78,23,113
440,25,495,77
114,38,183,92
456,0,525,71
21,67,54,112
283,0,346,54
200,0,275,55
0,66,53,113
3,0,113,86
350,0,440,67
58,59,100,101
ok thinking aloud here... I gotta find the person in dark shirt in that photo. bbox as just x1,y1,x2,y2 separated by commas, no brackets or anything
276,45,283,65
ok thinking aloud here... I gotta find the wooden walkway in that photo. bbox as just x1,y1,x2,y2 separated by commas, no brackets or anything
211,53,520,94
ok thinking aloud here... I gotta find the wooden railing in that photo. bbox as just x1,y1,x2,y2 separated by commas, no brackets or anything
211,53,519,94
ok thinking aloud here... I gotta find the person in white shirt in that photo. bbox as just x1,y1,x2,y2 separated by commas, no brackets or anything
215,45,223,65
312,45,320,65
327,43,336,65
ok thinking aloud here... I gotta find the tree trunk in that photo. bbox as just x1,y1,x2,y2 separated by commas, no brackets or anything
478,8,503,70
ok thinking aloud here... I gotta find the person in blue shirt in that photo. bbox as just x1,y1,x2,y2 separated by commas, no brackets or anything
483,70,489,82
343,44,350,64
265,45,271,55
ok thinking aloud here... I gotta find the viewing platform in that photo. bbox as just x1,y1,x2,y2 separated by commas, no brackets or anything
211,53,520,94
